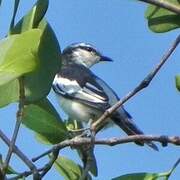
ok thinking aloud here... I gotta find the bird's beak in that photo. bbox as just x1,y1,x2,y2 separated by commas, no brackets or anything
100,56,113,62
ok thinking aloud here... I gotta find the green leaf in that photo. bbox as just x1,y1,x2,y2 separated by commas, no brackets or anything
10,0,49,34
0,29,41,86
54,156,92,180
0,79,19,107
0,1,60,107
112,172,169,180
9,0,20,31
145,0,180,33
175,75,180,91
22,98,68,144
23,20,61,102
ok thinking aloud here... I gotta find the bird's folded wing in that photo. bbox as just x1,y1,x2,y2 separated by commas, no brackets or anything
52,66,111,111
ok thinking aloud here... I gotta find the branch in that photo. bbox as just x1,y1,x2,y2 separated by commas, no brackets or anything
40,149,59,178
30,34,180,177
14,134,178,179
3,78,25,175
2,77,40,179
0,129,39,177
91,34,180,131
138,0,180,14
9,168,44,180
32,134,180,163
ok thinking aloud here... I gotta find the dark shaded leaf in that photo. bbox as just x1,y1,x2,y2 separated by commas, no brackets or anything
175,75,180,91
22,98,68,144
145,0,180,33
23,20,61,102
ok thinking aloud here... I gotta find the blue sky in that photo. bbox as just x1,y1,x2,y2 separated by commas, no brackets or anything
0,0,180,179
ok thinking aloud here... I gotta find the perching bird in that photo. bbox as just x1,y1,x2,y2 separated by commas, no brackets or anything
52,43,158,151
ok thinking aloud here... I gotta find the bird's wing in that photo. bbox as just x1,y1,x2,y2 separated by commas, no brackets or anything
52,64,111,111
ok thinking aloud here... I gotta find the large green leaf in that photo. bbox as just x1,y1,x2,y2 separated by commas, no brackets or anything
0,29,41,86
22,98,68,144
54,156,92,180
0,0,60,107
112,172,169,180
145,0,180,33
23,20,61,102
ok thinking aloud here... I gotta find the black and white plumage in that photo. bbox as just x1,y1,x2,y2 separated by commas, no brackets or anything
52,43,158,151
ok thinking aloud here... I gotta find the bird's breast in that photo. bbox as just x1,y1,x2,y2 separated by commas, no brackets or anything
57,94,101,123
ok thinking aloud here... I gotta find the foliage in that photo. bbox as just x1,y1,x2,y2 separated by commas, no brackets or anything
145,0,180,33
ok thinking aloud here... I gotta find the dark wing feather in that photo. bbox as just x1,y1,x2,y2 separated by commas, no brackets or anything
52,64,110,111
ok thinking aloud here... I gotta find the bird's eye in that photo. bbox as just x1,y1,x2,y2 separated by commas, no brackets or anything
85,47,93,52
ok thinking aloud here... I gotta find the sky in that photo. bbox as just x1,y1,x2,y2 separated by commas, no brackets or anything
0,0,180,180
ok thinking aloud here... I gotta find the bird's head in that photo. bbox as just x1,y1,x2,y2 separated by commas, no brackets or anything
62,43,113,68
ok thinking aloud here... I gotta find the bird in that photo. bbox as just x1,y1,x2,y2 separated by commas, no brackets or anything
52,42,158,151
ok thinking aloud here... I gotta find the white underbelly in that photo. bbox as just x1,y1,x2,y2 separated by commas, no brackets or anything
57,95,101,123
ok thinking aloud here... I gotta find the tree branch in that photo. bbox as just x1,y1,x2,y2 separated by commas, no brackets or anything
2,77,40,179
40,149,59,178
28,34,180,178
9,168,44,180
138,0,180,14
7,134,179,179
32,134,180,163
0,129,39,176
3,78,25,175
91,34,180,131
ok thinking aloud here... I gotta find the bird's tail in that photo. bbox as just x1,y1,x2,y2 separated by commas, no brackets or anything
112,109,158,151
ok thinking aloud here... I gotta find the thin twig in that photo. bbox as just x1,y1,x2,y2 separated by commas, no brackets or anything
138,0,180,14
79,147,94,180
9,168,44,180
91,34,180,132
32,135,180,163
3,78,25,174
40,149,59,178
2,77,40,179
0,129,39,176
